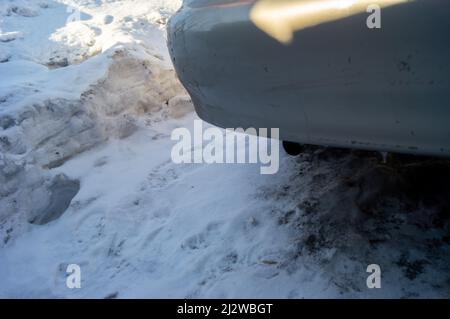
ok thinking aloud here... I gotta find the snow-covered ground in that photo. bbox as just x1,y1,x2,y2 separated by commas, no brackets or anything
1,0,450,298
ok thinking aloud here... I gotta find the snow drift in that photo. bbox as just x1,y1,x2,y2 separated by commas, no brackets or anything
0,0,188,243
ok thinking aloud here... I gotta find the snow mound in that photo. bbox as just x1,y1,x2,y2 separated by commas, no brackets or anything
0,0,181,66
0,0,188,245
0,47,188,244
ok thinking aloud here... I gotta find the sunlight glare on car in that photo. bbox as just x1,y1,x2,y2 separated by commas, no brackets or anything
249,0,411,44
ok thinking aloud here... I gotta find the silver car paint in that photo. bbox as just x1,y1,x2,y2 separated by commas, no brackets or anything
168,0,450,156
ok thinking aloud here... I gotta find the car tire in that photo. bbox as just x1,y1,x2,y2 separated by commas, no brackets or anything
282,141,303,156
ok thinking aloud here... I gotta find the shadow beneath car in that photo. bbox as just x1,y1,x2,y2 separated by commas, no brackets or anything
261,146,450,296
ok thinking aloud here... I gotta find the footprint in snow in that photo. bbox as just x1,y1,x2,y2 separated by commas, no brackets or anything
181,222,223,250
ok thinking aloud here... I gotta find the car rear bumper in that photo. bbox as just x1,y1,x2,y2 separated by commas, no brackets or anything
168,0,450,156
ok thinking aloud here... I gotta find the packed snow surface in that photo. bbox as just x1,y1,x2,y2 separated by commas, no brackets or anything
1,0,450,298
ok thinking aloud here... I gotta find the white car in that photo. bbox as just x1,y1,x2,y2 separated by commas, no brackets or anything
168,0,450,156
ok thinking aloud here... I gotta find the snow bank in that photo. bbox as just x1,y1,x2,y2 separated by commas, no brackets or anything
0,0,188,243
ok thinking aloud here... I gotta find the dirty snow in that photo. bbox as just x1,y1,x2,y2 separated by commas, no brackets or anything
1,0,450,298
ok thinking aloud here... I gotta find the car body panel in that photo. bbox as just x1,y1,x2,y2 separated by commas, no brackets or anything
168,0,450,156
